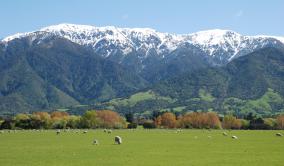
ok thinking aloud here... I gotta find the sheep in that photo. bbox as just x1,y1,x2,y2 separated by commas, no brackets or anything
176,129,182,133
93,139,99,145
0,131,4,134
56,130,61,135
83,130,88,134
114,136,122,144
107,130,112,134
222,132,228,136
232,135,238,139
276,133,283,137
103,129,107,133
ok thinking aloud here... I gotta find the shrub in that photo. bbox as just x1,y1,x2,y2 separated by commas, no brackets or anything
96,110,126,128
142,120,156,129
179,112,221,129
127,123,138,129
240,119,250,129
264,118,277,129
276,115,284,129
160,112,176,128
222,115,242,129
0,119,15,129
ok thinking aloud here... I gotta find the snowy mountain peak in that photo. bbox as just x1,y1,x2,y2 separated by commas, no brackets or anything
189,29,241,45
2,24,284,64
41,23,98,32
35,23,184,56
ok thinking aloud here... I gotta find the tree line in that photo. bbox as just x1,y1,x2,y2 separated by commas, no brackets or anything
0,110,126,129
141,112,284,130
0,110,284,130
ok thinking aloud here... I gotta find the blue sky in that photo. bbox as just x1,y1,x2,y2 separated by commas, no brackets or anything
1,0,284,38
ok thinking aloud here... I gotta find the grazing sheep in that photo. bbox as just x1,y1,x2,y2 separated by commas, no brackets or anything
114,136,122,144
232,135,238,139
276,133,283,137
93,139,99,145
103,129,107,133
107,130,112,134
0,131,4,134
176,129,182,133
222,132,228,136
83,130,88,134
56,130,61,135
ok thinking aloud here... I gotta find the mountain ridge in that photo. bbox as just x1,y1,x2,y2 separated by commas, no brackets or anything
2,24,284,66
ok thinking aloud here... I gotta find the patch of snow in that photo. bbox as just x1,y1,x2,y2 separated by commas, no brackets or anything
2,24,284,62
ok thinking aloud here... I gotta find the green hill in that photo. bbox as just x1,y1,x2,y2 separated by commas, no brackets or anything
98,47,284,116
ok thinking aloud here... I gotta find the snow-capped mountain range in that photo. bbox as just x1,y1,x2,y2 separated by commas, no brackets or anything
2,23,284,64
1,23,284,113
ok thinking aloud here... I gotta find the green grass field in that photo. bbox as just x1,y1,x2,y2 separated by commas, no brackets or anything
0,129,283,166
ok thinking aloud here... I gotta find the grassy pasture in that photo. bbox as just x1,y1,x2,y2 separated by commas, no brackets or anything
0,129,283,166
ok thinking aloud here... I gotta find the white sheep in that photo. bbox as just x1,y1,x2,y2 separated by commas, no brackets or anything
276,133,283,137
83,130,88,134
108,130,112,134
222,132,228,136
232,135,238,139
56,130,61,135
115,136,122,144
93,139,99,145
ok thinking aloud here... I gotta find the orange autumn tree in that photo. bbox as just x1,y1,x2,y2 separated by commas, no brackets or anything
34,112,51,120
179,112,202,128
160,112,176,128
178,112,221,129
96,110,126,129
207,112,221,129
50,111,69,119
50,111,70,129
33,112,52,129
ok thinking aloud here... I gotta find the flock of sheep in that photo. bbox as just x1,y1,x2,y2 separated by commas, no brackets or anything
52,129,284,145
92,136,122,145
55,129,122,145
1,129,283,144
